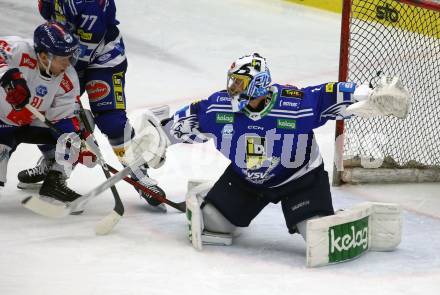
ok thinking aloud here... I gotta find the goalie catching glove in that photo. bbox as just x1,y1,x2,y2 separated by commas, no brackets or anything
348,76,410,119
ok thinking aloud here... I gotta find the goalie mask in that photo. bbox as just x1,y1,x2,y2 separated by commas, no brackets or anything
227,53,271,112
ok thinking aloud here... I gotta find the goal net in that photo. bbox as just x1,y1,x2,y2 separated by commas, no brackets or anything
333,0,440,184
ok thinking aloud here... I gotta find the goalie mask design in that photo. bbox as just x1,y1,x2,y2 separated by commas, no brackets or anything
227,53,271,112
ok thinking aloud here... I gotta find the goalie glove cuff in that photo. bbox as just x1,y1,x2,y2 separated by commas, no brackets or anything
353,84,372,102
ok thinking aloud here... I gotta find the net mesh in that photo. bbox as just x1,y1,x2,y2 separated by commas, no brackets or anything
343,0,440,168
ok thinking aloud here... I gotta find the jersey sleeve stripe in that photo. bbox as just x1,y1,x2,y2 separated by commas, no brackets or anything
68,0,78,16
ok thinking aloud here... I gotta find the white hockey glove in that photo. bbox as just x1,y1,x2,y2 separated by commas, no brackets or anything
347,76,410,119
123,107,170,169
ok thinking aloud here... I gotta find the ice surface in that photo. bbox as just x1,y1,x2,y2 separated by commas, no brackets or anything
0,0,439,294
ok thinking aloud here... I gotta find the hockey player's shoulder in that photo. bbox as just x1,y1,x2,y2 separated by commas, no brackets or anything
72,0,106,11
0,37,37,69
271,84,304,111
207,90,231,105
63,0,90,16
0,37,34,57
0,37,14,63
274,84,305,100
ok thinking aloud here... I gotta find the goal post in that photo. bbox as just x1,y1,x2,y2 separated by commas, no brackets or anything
333,0,440,185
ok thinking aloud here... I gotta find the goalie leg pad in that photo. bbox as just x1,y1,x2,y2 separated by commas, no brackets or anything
203,202,237,234
186,180,234,250
305,202,402,267
186,192,204,250
369,202,402,251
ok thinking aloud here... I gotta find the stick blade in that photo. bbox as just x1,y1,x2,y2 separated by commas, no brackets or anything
22,195,70,218
95,210,122,235
175,201,186,212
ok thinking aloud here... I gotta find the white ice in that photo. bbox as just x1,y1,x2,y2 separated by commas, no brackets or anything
0,0,439,294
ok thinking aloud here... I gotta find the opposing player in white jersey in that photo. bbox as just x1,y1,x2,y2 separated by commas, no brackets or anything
0,22,93,203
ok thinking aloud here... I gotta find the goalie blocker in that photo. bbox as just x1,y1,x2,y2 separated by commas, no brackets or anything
186,180,401,267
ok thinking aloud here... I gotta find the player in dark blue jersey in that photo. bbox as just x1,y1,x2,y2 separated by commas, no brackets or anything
169,53,410,249
18,0,167,210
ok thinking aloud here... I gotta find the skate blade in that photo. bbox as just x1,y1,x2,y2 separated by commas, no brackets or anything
68,201,86,215
17,182,42,190
22,195,70,218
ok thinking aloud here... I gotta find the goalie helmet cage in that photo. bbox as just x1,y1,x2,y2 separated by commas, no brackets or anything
333,0,440,185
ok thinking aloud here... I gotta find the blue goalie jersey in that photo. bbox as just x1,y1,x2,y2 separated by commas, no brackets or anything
171,82,356,188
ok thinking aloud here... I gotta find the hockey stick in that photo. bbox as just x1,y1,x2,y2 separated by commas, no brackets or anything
79,103,185,212
76,101,124,235
26,104,185,213
23,104,124,234
22,156,145,218
105,164,186,212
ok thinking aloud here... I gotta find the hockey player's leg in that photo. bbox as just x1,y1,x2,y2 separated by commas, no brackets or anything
186,166,269,249
23,123,83,211
0,144,12,189
86,62,167,211
17,145,55,190
303,202,402,267
186,180,235,250
0,122,19,191
38,160,80,202
281,164,335,236
281,165,402,267
15,127,63,189
94,109,167,212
